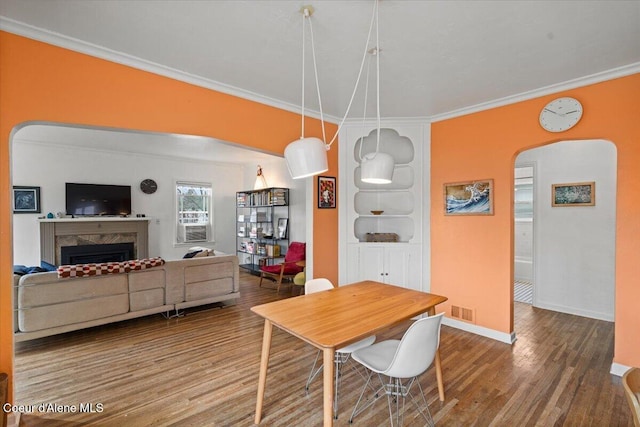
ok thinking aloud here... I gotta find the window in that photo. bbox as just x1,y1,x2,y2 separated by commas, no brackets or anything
175,181,213,244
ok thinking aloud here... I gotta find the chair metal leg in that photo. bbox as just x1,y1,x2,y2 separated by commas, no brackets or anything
349,371,385,423
305,350,323,391
351,374,434,427
307,350,358,419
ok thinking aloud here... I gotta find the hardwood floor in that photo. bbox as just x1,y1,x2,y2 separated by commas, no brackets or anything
13,272,632,426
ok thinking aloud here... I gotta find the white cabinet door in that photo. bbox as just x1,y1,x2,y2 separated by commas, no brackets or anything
358,245,386,282
386,246,410,286
349,244,421,290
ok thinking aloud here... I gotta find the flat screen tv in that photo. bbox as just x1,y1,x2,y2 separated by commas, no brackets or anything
65,183,132,216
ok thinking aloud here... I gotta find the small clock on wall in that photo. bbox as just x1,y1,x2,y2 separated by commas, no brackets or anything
140,179,158,194
539,97,583,132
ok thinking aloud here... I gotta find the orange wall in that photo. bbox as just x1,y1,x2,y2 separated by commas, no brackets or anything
0,32,338,393
431,73,640,366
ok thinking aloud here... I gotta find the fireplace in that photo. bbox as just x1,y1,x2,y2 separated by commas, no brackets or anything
61,242,135,265
39,218,149,265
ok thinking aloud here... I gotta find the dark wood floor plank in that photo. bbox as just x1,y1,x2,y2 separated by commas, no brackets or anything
12,273,633,426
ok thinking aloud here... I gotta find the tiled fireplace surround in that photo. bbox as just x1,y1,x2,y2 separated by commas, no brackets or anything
39,218,149,266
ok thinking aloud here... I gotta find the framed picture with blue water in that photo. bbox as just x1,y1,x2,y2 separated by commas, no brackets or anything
12,186,41,214
444,179,494,216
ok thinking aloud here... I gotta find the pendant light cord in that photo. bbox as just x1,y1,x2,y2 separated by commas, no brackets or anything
307,15,327,145
374,0,381,156
300,8,308,139
358,53,373,162
356,0,381,161
300,1,379,149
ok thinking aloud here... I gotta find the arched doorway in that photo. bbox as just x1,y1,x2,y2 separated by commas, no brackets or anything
513,139,617,329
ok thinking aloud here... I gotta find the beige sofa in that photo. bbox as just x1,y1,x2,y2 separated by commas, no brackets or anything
13,254,239,342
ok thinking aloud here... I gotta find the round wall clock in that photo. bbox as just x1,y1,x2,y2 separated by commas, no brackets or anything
539,97,583,132
140,179,158,194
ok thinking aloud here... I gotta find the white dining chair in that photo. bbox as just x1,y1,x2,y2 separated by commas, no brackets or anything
349,312,444,426
303,278,376,419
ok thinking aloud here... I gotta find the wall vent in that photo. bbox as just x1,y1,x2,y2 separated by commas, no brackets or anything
451,305,475,323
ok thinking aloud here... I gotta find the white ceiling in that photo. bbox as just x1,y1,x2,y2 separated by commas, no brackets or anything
1,0,639,121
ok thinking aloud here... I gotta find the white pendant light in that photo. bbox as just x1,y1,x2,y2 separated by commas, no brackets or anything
284,2,391,180
284,6,329,179
361,151,394,184
285,137,328,179
359,1,394,185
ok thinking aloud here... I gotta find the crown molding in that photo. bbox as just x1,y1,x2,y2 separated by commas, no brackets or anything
2,17,638,125
0,17,339,123
430,62,640,122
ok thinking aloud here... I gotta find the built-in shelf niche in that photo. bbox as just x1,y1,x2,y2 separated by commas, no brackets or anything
352,128,416,243
354,191,414,216
354,217,415,242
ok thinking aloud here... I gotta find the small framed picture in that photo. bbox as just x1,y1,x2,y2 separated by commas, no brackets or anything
318,176,336,209
13,186,41,214
444,179,493,216
552,182,595,207
277,218,288,239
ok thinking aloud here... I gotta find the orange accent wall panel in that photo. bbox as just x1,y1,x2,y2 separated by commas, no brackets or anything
0,32,338,397
431,73,640,368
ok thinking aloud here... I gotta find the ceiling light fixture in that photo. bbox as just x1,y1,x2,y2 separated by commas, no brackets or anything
284,6,328,179
284,2,382,180
359,7,395,186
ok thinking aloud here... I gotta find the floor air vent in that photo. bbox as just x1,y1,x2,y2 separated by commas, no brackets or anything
451,305,475,323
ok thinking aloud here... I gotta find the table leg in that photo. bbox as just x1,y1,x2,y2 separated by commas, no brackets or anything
255,319,273,424
427,307,445,402
434,349,445,401
322,348,335,427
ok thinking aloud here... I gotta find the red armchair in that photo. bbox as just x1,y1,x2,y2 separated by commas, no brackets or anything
259,242,306,293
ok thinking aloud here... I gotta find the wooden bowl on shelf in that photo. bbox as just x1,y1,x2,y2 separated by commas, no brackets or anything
370,210,384,215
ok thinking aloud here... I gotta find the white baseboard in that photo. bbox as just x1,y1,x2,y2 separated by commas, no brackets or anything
535,300,614,322
442,317,516,344
610,362,631,377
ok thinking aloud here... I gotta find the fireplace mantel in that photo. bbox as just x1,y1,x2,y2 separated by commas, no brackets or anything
39,218,149,265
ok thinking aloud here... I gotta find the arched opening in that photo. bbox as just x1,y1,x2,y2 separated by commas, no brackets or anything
512,139,617,333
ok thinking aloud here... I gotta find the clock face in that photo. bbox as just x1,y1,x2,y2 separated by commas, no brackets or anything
539,97,583,132
140,179,158,194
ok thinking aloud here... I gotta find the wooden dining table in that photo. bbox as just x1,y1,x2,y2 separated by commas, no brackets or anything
251,280,448,426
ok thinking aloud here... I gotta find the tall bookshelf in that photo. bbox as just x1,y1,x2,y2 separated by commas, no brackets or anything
236,187,289,274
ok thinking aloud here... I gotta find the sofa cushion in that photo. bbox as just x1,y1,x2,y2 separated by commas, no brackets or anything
261,263,303,275
19,294,129,332
185,278,234,301
129,268,166,292
130,288,165,311
19,274,129,308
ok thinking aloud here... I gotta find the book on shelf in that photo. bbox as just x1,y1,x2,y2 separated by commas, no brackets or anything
266,244,280,257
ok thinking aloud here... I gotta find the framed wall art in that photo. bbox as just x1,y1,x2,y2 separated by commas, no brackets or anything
551,182,595,207
12,186,41,214
277,218,288,239
444,179,493,216
318,176,336,209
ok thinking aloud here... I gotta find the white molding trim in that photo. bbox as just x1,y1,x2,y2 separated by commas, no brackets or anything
611,362,631,377
431,62,640,122
442,317,516,345
3,17,638,125
534,301,614,323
